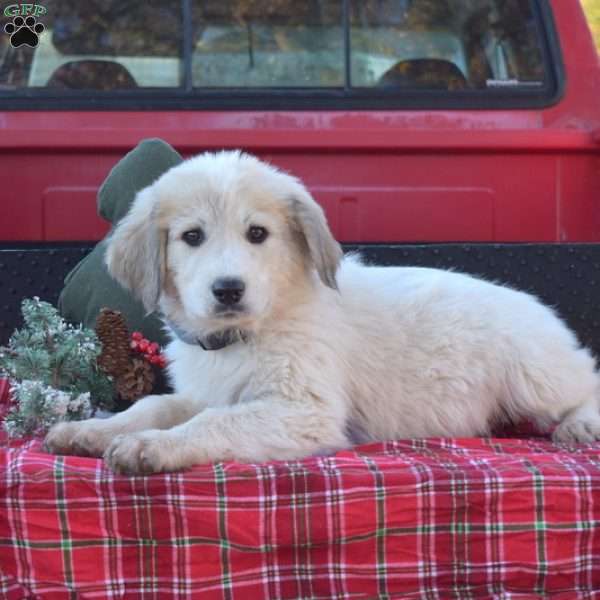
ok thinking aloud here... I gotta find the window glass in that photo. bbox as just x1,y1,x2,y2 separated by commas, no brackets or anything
0,0,552,100
191,1,343,87
350,0,546,91
0,0,181,91
582,0,600,53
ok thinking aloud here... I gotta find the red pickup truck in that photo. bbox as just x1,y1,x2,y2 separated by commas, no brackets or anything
2,5,600,598
0,0,599,245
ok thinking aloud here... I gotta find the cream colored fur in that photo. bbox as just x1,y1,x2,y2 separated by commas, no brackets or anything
45,151,600,474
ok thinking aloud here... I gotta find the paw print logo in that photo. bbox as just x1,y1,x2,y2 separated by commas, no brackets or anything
4,16,45,48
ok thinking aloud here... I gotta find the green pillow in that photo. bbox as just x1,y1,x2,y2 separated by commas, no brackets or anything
59,138,183,346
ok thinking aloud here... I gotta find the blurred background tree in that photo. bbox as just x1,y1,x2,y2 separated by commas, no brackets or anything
582,0,600,52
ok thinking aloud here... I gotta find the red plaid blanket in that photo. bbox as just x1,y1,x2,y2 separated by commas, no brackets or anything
1,383,600,599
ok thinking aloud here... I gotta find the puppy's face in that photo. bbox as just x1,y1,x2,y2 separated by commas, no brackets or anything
105,151,342,341
156,164,305,333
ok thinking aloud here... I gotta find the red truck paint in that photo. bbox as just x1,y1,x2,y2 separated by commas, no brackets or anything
0,0,599,244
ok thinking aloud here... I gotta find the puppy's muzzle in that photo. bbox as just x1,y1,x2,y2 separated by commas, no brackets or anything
212,277,245,307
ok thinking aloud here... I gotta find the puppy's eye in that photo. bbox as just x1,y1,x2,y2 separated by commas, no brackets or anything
247,226,269,244
182,228,204,247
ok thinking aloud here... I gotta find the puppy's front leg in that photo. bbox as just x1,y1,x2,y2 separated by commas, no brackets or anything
44,393,202,458
104,397,348,474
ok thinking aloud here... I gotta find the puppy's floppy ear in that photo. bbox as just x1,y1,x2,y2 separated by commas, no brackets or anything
104,187,166,312
288,189,342,290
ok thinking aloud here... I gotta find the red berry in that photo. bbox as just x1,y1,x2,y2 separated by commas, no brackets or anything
148,342,159,355
138,340,149,353
132,332,143,341
130,340,138,350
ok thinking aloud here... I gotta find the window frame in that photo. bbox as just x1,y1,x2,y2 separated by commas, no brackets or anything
0,0,564,111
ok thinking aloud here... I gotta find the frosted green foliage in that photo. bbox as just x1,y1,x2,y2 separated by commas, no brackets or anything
0,298,114,438
3,381,93,438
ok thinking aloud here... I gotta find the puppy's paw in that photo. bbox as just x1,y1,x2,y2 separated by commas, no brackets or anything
552,417,600,444
104,431,181,475
44,419,117,457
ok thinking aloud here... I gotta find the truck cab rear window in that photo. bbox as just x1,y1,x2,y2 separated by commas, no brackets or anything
0,0,557,108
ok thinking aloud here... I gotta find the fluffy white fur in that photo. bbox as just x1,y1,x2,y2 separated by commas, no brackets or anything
44,151,600,474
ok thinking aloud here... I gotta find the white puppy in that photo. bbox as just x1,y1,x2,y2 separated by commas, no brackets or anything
45,151,600,474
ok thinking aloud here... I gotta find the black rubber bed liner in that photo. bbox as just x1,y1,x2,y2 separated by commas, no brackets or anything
1,243,599,358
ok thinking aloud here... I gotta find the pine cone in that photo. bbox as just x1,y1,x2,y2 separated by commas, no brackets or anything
95,308,131,377
115,357,155,403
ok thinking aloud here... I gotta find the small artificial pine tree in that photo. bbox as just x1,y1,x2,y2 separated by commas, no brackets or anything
0,297,114,438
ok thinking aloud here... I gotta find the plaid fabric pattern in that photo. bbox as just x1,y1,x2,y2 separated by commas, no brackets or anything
1,387,600,598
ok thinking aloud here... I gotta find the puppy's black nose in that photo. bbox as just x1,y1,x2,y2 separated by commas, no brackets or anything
212,278,246,306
